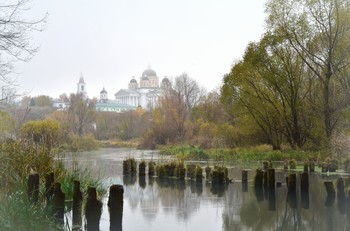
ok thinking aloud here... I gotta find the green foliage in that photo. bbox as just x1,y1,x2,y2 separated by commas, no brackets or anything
21,119,60,149
0,140,55,190
32,95,52,107
0,190,65,231
66,134,100,152
160,145,209,160
0,111,15,141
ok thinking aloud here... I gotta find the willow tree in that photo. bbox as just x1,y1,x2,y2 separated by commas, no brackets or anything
221,33,316,150
266,0,350,139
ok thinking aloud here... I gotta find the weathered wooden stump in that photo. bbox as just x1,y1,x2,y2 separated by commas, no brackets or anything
72,180,83,228
148,161,156,176
85,187,102,231
139,161,146,176
242,170,248,183
254,169,263,188
175,162,186,180
267,168,275,189
187,164,196,180
52,182,65,223
287,174,296,192
324,181,335,195
28,171,39,203
263,171,268,188
321,163,328,172
283,160,288,171
195,165,203,182
303,163,309,172
205,166,211,181
300,172,309,192
309,160,315,172
45,172,54,205
108,184,124,231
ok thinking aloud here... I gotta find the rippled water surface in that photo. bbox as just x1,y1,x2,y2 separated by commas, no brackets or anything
62,148,350,231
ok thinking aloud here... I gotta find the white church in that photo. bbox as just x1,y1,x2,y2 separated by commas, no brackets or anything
97,67,171,112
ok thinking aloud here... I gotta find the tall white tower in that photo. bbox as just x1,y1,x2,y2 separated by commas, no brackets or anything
77,73,87,98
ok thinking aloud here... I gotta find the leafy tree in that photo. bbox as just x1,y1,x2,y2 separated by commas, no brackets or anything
0,111,15,141
32,95,52,107
266,0,350,139
65,93,96,136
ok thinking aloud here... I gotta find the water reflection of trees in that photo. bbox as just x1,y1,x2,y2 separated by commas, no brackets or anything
222,173,350,231
123,176,227,223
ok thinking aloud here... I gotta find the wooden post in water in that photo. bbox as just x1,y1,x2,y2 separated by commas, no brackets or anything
85,187,102,231
195,166,203,182
287,174,296,192
72,180,83,229
52,182,65,223
242,170,248,183
205,166,211,181
300,172,309,192
309,160,315,172
28,171,39,203
267,168,275,189
148,161,156,176
108,184,124,231
45,172,54,205
254,169,263,188
139,161,146,176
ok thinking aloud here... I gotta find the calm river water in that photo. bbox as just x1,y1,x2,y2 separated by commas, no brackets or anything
62,148,350,231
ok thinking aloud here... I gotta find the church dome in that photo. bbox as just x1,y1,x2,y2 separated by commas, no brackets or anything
141,76,149,81
130,79,137,83
161,77,170,83
142,68,157,77
100,88,107,94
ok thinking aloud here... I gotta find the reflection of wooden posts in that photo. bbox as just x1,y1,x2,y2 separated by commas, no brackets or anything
324,181,335,195
52,182,65,223
254,169,263,188
45,172,54,205
336,178,345,198
287,174,296,192
242,170,248,183
108,184,124,231
28,171,39,203
300,173,309,192
85,187,102,231
72,180,83,229
267,169,275,189
304,163,309,172
268,188,276,211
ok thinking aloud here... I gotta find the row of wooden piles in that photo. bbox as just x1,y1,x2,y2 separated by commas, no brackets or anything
27,172,124,231
123,158,229,184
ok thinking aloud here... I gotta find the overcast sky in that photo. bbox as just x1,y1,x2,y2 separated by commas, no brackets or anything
15,0,266,99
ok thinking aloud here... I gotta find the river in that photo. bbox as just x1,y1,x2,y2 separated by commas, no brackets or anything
61,148,350,231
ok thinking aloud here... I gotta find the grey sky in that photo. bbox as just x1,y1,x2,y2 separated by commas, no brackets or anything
16,0,266,99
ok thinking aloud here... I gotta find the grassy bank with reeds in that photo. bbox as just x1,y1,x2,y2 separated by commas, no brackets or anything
0,140,105,230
